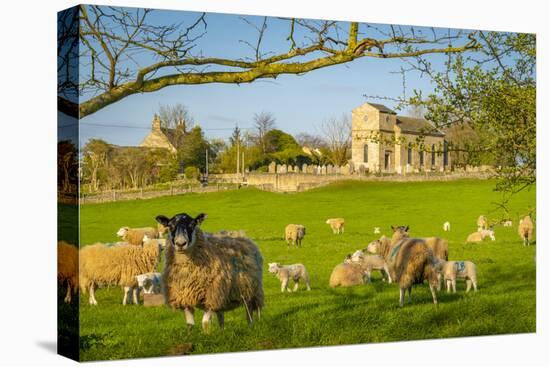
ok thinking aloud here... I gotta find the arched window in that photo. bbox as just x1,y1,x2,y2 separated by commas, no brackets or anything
407,143,412,164
363,144,368,163
431,144,436,166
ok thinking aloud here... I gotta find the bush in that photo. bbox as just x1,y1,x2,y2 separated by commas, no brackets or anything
184,166,200,180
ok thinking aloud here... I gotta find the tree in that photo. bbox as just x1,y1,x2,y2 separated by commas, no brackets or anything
253,111,276,153
158,103,194,133
178,126,211,172
405,32,535,196
82,139,111,191
58,140,78,193
58,5,479,118
318,115,352,166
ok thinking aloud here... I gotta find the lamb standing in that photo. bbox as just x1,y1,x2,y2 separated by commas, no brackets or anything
466,229,496,243
326,218,345,234
346,251,392,283
136,272,162,294
285,224,306,247
117,226,159,246
436,260,478,292
518,215,534,246
443,221,451,232
79,241,161,305
58,241,78,304
156,213,264,333
268,263,311,292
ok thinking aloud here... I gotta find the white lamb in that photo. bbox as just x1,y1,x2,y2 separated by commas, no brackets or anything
345,251,392,283
436,260,478,292
136,272,162,294
443,221,451,232
268,263,311,292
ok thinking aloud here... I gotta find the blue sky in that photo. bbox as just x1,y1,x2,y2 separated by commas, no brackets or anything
79,7,470,146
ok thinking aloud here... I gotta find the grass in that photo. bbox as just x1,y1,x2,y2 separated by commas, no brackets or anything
73,179,536,361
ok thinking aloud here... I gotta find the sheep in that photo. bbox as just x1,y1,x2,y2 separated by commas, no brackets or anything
424,237,449,261
371,227,439,307
326,218,345,234
329,263,366,287
518,215,534,246
477,215,488,231
436,260,478,292
268,263,311,292
443,221,451,232
156,213,264,333
212,229,247,238
79,241,161,305
57,241,78,304
466,229,495,243
116,226,159,246
142,235,167,249
136,272,162,294
346,251,392,283
374,227,381,234
285,224,306,247
502,219,513,227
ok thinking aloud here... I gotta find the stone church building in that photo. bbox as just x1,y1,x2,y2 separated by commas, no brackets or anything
140,115,177,154
351,102,450,174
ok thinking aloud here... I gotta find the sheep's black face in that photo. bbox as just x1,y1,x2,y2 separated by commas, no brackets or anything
155,213,207,252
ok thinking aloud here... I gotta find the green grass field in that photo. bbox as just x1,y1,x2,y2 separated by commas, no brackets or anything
69,179,536,361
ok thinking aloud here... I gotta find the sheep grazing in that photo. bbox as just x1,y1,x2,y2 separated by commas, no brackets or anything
347,251,392,283
268,263,311,292
117,226,160,246
477,215,488,231
436,260,478,292
57,241,78,304
372,227,439,307
79,241,161,305
156,213,264,333
518,215,534,246
326,218,345,234
466,229,495,243
443,221,451,232
285,224,306,247
136,272,162,294
374,227,381,234
329,263,366,287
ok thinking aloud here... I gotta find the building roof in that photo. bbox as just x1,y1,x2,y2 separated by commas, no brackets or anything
367,103,397,115
396,116,445,137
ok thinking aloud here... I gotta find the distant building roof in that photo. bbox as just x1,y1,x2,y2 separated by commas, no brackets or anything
396,116,445,137
367,103,397,115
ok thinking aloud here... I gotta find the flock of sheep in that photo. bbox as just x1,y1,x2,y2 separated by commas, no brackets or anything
57,211,535,333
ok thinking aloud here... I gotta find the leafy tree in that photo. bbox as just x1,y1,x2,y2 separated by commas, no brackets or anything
82,138,111,191
178,126,211,172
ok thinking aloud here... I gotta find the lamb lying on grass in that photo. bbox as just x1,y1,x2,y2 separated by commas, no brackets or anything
436,260,478,292
329,263,366,287
326,218,345,234
136,272,162,294
117,226,160,246
268,263,311,292
466,229,495,243
345,251,392,283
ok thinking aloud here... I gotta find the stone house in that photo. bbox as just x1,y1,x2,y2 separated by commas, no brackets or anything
351,102,450,174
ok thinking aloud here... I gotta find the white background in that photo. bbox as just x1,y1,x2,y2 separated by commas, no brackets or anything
0,0,547,366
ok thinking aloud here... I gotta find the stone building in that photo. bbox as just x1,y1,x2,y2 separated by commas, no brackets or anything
351,102,449,174
140,115,177,154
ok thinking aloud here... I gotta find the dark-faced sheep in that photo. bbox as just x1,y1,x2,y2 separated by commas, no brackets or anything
156,213,264,333
518,215,534,246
